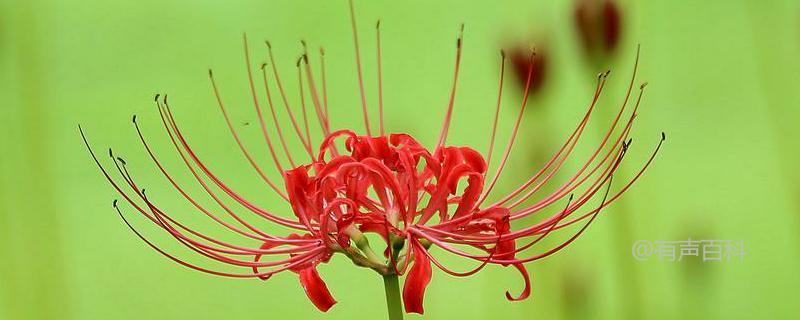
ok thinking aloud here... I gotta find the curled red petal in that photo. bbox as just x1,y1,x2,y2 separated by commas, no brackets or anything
505,263,531,301
403,241,432,314
298,267,337,312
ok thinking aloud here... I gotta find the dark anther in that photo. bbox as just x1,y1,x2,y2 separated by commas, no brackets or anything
132,115,137,123
376,20,381,28
640,82,649,90
163,94,169,105
116,157,126,165
260,62,267,70
208,69,213,77
112,199,118,207
661,132,666,141
265,40,272,49
108,148,113,158
500,49,506,58
154,94,160,102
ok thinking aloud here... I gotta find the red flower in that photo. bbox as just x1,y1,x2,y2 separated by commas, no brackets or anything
80,1,663,316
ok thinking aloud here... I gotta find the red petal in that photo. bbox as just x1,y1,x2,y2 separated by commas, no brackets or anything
403,241,432,314
505,263,531,301
298,267,337,312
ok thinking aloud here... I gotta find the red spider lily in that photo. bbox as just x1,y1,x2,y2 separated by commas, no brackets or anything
80,1,663,317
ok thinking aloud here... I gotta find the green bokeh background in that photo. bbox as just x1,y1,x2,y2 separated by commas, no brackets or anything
1,0,799,319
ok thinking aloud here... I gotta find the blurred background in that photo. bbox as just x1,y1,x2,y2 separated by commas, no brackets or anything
1,0,799,319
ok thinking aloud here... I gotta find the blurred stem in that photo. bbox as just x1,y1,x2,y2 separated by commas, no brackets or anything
383,274,403,320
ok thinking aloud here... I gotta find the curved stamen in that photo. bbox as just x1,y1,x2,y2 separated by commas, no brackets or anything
301,43,332,137
208,70,288,200
131,118,313,250
485,71,610,209
376,20,385,136
115,161,317,257
485,50,506,167
159,99,306,231
116,201,324,278
477,48,535,206
319,47,330,124
260,63,298,168
526,133,665,235
510,81,646,218
348,0,372,135
435,24,465,149
265,41,315,157
133,116,280,241
243,34,287,174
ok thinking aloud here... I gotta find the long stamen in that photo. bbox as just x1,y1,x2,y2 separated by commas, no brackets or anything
159,98,306,230
115,201,323,278
510,81,645,217
376,19,385,136
486,70,609,210
265,41,315,156
260,63,298,168
242,34,286,174
300,42,335,139
500,139,628,241
503,135,632,240
113,154,315,256
503,48,642,215
301,49,340,157
132,114,292,241
348,0,372,135
208,70,288,199
528,133,666,234
477,48,535,206
494,173,616,265
431,69,608,231
485,50,506,167
138,193,315,268
319,47,329,122
296,57,313,146
435,24,465,150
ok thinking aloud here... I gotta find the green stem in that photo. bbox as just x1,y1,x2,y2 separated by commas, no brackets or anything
382,274,404,320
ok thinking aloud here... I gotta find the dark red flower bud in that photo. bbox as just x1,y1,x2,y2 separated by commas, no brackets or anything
508,44,548,95
575,0,623,57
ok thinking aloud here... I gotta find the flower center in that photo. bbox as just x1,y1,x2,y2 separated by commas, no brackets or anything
284,129,491,251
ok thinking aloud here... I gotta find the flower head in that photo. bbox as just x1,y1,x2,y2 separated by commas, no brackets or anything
80,0,663,315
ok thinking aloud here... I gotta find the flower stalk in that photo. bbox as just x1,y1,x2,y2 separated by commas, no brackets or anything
383,274,404,320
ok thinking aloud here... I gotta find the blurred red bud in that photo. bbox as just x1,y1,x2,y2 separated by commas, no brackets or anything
508,44,547,95
575,0,622,57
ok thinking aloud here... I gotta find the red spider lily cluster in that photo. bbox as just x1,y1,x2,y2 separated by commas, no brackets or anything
81,2,663,315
